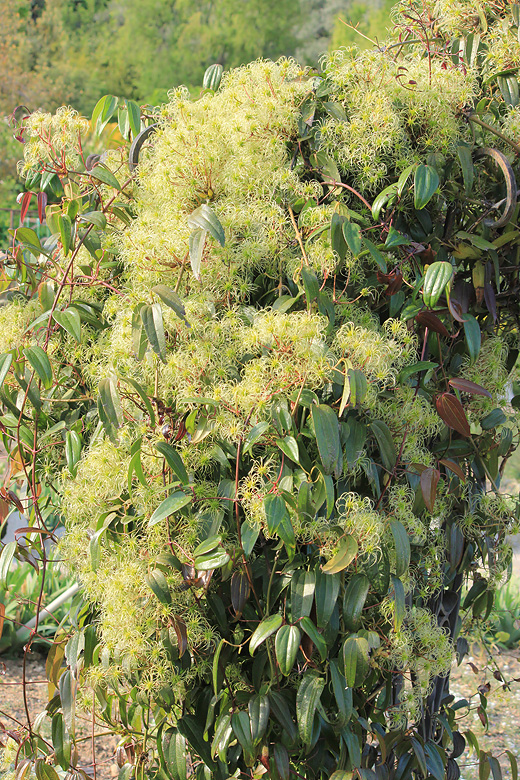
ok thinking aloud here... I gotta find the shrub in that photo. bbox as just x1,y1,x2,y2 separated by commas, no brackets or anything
1,2,520,778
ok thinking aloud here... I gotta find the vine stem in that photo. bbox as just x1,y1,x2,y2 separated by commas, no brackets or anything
465,112,520,156
287,205,310,266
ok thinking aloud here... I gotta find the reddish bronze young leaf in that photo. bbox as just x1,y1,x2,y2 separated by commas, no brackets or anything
448,378,492,398
447,295,467,323
20,191,32,224
435,393,471,437
439,458,466,482
37,192,47,225
420,467,440,512
415,311,450,337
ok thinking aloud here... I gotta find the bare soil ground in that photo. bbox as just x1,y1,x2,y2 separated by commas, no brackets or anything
1,647,520,779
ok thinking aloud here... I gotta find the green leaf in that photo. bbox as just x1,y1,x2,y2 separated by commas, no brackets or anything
189,227,206,281
397,163,416,196
79,210,107,229
118,107,130,139
481,407,507,430
498,75,520,106
193,548,230,571
363,238,387,272
92,94,118,134
203,63,224,91
250,613,283,654
35,760,60,780
0,541,16,588
372,183,398,220
269,691,298,743
59,668,75,735
301,265,320,303
273,744,290,780
243,421,269,454
391,575,406,632
188,204,225,246
23,346,52,389
146,569,172,604
211,712,233,761
0,353,12,389
340,367,367,415
90,164,121,190
98,376,123,433
424,742,445,780
423,261,453,308
311,403,341,476
155,441,189,485
330,213,347,260
57,213,72,256
120,375,156,426
275,624,301,675
65,430,82,476
53,308,82,343
299,616,328,662
343,573,370,631
152,284,190,326
322,536,358,574
161,729,187,780
291,569,315,620
389,520,410,577
276,435,300,463
52,712,71,770
463,312,481,363
141,303,167,362
343,636,370,687
149,491,192,526
132,304,148,360
343,220,362,256
371,420,397,472
398,361,438,383
414,164,440,210
296,674,325,746
385,226,411,248
178,714,216,770
457,144,474,194
249,694,269,746
127,100,141,136
13,226,48,258
264,494,295,548
315,568,340,626
232,710,254,766
330,660,353,722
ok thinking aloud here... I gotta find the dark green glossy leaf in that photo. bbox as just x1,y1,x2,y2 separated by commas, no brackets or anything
152,284,189,326
291,569,315,620
155,441,189,484
296,674,325,745
343,636,369,687
315,568,340,626
146,569,172,604
311,403,341,476
423,261,453,308
390,520,411,576
371,420,397,472
275,624,301,675
161,729,187,780
250,613,283,654
90,164,121,190
231,710,254,766
343,573,370,631
299,616,327,661
188,204,225,246
414,164,440,210
98,376,123,436
463,313,481,363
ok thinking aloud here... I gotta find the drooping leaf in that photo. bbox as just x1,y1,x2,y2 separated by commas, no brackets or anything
463,312,481,363
249,694,269,746
315,568,340,626
435,393,471,437
0,353,13,390
299,616,328,662
322,536,358,574
264,493,295,548
343,220,362,256
152,284,190,326
448,378,491,397
420,467,440,512
120,375,156,426
371,419,397,472
423,261,454,307
343,636,370,687
141,303,167,362
92,94,118,134
97,376,123,438
0,541,17,588
232,710,254,766
57,214,72,256
414,164,440,210
155,441,189,484
296,674,325,745
53,308,82,343
146,569,172,604
149,491,192,526
391,575,406,632
90,165,121,190
189,227,206,281
127,100,141,136
23,346,53,389
311,403,341,475
160,729,187,780
188,204,225,246
291,569,315,621
390,520,411,576
343,573,370,631
250,613,283,654
275,624,301,676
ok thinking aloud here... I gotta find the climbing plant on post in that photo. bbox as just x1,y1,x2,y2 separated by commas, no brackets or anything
1,2,520,779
